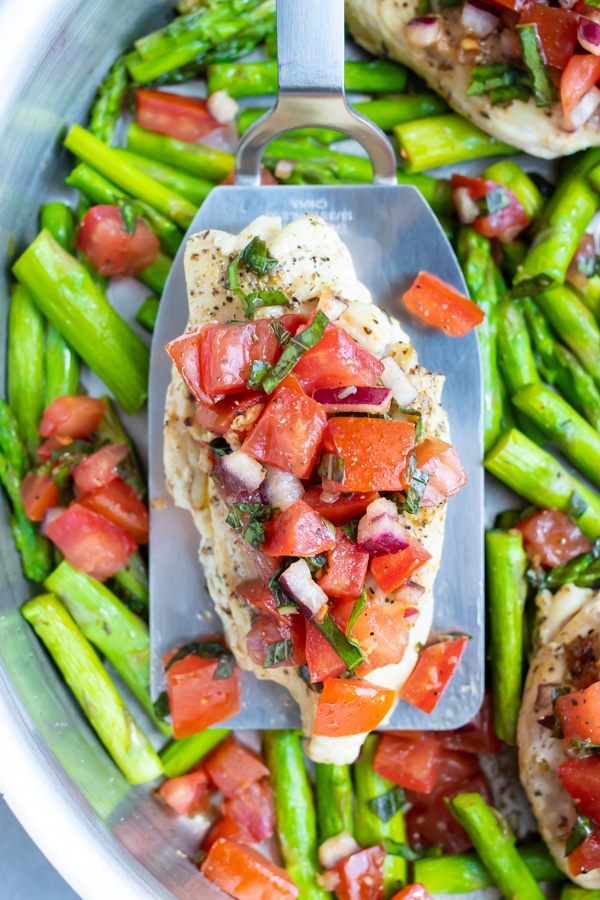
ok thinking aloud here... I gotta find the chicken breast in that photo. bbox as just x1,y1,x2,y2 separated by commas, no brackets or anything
345,0,600,159
163,214,449,764
518,584,600,887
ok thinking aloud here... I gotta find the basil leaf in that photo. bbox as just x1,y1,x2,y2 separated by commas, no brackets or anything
315,615,366,671
298,664,325,692
239,236,278,277
348,589,367,634
164,640,235,680
384,840,421,861
489,83,532,105
247,359,272,390
263,638,294,668
247,289,290,311
566,816,595,856
368,785,407,823
398,408,423,441
153,690,170,721
569,491,588,520
209,437,232,458
517,24,558,108
467,64,531,103
227,237,280,319
393,462,431,515
226,501,277,549
271,319,293,346
340,518,360,543
550,685,572,739
261,310,329,393
318,453,345,485
477,187,510,217
571,739,600,758
305,553,329,579
117,197,140,235
508,273,554,298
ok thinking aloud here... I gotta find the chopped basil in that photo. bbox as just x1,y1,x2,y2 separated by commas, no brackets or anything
153,690,170,721
239,236,279,277
517,24,558,108
368,785,407,823
298,664,325,692
508,273,554,298
261,310,329,394
49,438,98,489
383,840,421,861
193,850,207,866
248,289,290,310
271,318,293,346
227,236,286,319
550,685,572,739
340,518,360,543
489,83,532,105
494,506,537,531
566,816,596,856
226,501,277,549
315,614,366,671
393,452,431,515
569,491,588,520
467,64,531,105
164,640,235,680
247,359,272,389
263,638,294,668
117,197,140,235
305,553,329,579
348,589,367,634
318,453,345,485
209,437,232,457
397,408,423,441
477,187,510,217
572,738,600,758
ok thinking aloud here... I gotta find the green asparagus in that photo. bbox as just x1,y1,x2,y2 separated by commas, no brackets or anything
135,295,160,333
536,284,600,384
0,452,52,582
395,114,516,174
127,122,234,182
315,763,354,843
481,159,545,221
0,400,27,480
89,55,129,145
7,283,44,461
160,729,231,779
114,149,213,206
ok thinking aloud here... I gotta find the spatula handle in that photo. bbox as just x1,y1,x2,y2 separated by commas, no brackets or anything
235,0,397,186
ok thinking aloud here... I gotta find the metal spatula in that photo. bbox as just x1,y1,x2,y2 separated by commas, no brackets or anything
149,0,484,730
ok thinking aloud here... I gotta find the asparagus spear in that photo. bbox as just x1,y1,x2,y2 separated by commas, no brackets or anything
7,283,44,462
96,395,146,497
315,763,354,843
160,729,231,779
575,273,600,321
114,149,213,206
127,122,234,182
561,886,600,900
512,381,600,489
138,251,172,294
13,230,149,415
135,295,160,333
448,793,545,900
413,842,563,893
481,159,545,221
394,114,516,174
22,593,163,783
542,545,600,591
0,451,52,582
263,730,331,900
486,529,527,744
0,399,27,480
536,284,600,385
89,55,129,146
64,125,196,229
484,428,600,540
112,550,150,611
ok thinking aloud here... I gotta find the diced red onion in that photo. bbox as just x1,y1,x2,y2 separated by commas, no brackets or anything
395,580,426,605
403,606,421,622
319,491,341,504
263,465,304,511
318,832,361,870
461,0,500,37
379,357,418,407
405,15,443,48
274,159,295,180
537,714,556,731
240,542,279,582
579,18,600,55
313,385,392,415
40,506,67,537
279,559,329,619
221,450,266,494
580,4,600,23
562,85,600,132
316,292,349,322
535,682,559,709
357,497,410,557
453,187,480,225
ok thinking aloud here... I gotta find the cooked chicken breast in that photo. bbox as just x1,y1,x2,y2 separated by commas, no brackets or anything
345,0,600,159
163,214,449,764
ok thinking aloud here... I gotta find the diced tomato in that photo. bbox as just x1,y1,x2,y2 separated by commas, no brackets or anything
203,815,253,851
514,508,592,568
77,205,160,277
399,636,469,714
403,272,485,337
415,438,467,507
235,579,281,619
76,478,149,544
204,735,270,799
46,504,137,581
39,395,106,439
451,174,529,244
341,600,410,673
246,612,306,669
391,885,434,900
519,5,577,70
136,88,221,142
292,323,384,394
222,778,275,842
157,766,211,817
329,844,385,900
164,646,240,739
561,54,600,118
200,320,282,398
322,418,415,493
165,327,215,406
370,540,432,594
37,435,73,461
195,392,265,437
19,472,60,522
242,386,327,479
406,772,492,855
261,500,336,558
303,488,380,525
374,732,443,794
71,442,128,495
304,620,347,683
314,678,395,737
438,691,503,755
201,838,299,900
409,749,484,803
316,528,369,599
559,756,600,823
556,681,600,744
568,827,600,877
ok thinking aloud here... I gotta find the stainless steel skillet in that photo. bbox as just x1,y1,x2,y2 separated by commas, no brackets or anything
149,0,484,729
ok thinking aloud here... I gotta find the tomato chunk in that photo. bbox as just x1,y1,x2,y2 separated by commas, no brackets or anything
203,815,253,851
568,828,600,877
39,396,106,439
246,612,306,669
305,620,347,683
415,438,467,507
559,756,600,823
292,323,384,394
314,678,395,737
20,472,60,522
157,766,211,817
342,601,410,673
77,205,160,277
76,478,149,544
451,174,529,244
165,328,216,406
303,488,380,525
201,838,299,900
374,733,442,794
195,392,265,437
519,5,577,70
200,320,282,398
403,272,484,337
262,500,336,558
37,435,73,461
165,646,240,739
204,735,270,799
399,636,469,714
322,418,415,493
317,528,369,599
71,443,128,495
561,54,600,118
515,508,592,568
370,540,432,593
242,386,327,479
46,504,137,581
329,844,385,900
235,579,281,619
392,886,434,900
406,771,492,855
556,681,600,745
222,778,275,842
136,88,221,142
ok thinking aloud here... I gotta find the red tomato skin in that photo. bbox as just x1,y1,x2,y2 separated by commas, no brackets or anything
136,88,220,142
39,396,106,439
165,328,216,406
246,612,306,669
261,500,336,558
399,636,469,714
77,205,160,277
195,392,265,437
392,885,434,900
71,442,128,495
406,772,492,855
304,620,347,683
314,678,395,737
222,778,275,842
438,691,503,755
165,650,240,739
317,528,369,599
203,815,253,851
415,438,467,507
348,603,411,674
46,504,137,581
370,541,432,594
330,845,385,900
519,5,577,70
559,756,600,823
200,320,282,398
374,733,443,793
568,829,600,877
235,579,282,619
303,488,380,525
292,323,384,394
204,735,270,799
556,681,600,744
561,54,600,118
201,838,299,900
242,386,328,479
403,272,485,337
76,478,149,544
37,435,73,461
407,749,483,803
451,174,528,243
322,418,416,493
20,472,60,522
515,508,592,568
157,766,212,817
